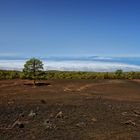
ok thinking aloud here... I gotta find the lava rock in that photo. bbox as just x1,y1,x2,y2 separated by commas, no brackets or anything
28,110,37,118
56,111,63,118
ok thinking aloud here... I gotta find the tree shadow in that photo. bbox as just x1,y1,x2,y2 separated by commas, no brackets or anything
36,82,51,86
24,82,51,86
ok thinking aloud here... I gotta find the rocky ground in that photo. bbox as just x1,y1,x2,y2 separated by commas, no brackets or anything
0,79,140,140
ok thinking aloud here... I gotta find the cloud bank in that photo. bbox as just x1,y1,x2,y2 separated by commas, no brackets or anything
0,60,140,72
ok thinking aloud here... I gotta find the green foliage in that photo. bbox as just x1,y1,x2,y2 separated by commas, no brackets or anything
0,69,140,80
23,58,44,81
0,70,21,80
115,69,124,79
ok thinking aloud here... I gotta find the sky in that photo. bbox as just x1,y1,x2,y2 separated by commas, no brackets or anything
0,0,140,57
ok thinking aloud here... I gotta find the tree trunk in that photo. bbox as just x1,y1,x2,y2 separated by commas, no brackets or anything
33,79,36,86
33,59,36,86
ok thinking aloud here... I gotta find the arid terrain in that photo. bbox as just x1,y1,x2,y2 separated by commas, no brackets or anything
0,79,140,140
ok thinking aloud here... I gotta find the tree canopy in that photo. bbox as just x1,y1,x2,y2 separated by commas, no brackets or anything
23,58,44,85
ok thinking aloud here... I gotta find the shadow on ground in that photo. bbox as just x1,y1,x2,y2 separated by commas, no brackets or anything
24,82,51,86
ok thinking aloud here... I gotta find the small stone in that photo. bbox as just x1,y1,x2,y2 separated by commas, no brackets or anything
12,120,24,128
124,120,136,126
36,106,40,111
56,111,63,118
43,119,56,130
19,113,25,118
121,112,128,116
31,135,36,140
91,117,97,122
18,123,24,128
40,100,46,104
28,110,37,118
8,101,14,105
49,113,54,118
133,110,140,115
76,122,86,128
64,88,71,92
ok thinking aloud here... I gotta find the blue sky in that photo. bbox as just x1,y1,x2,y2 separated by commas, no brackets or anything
0,0,140,57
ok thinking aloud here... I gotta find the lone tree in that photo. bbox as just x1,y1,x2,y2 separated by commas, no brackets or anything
115,69,123,79
23,58,44,85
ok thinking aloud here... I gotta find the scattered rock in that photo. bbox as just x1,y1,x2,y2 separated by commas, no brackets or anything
8,100,14,105
91,117,97,122
49,113,55,118
43,119,56,130
19,113,25,118
108,104,114,109
40,99,46,104
14,82,18,85
36,106,40,111
31,135,36,140
133,110,140,116
28,110,37,118
124,120,136,126
12,120,24,128
64,88,71,92
76,122,86,128
56,111,63,118
121,112,128,116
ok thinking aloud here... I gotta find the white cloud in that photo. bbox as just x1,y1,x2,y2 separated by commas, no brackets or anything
0,60,140,72
93,56,112,60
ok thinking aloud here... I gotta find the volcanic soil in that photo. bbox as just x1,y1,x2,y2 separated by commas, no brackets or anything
0,79,140,140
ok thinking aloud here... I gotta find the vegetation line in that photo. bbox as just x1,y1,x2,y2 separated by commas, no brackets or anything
0,69,140,80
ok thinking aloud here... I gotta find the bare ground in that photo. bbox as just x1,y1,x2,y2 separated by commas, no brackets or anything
0,79,140,140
